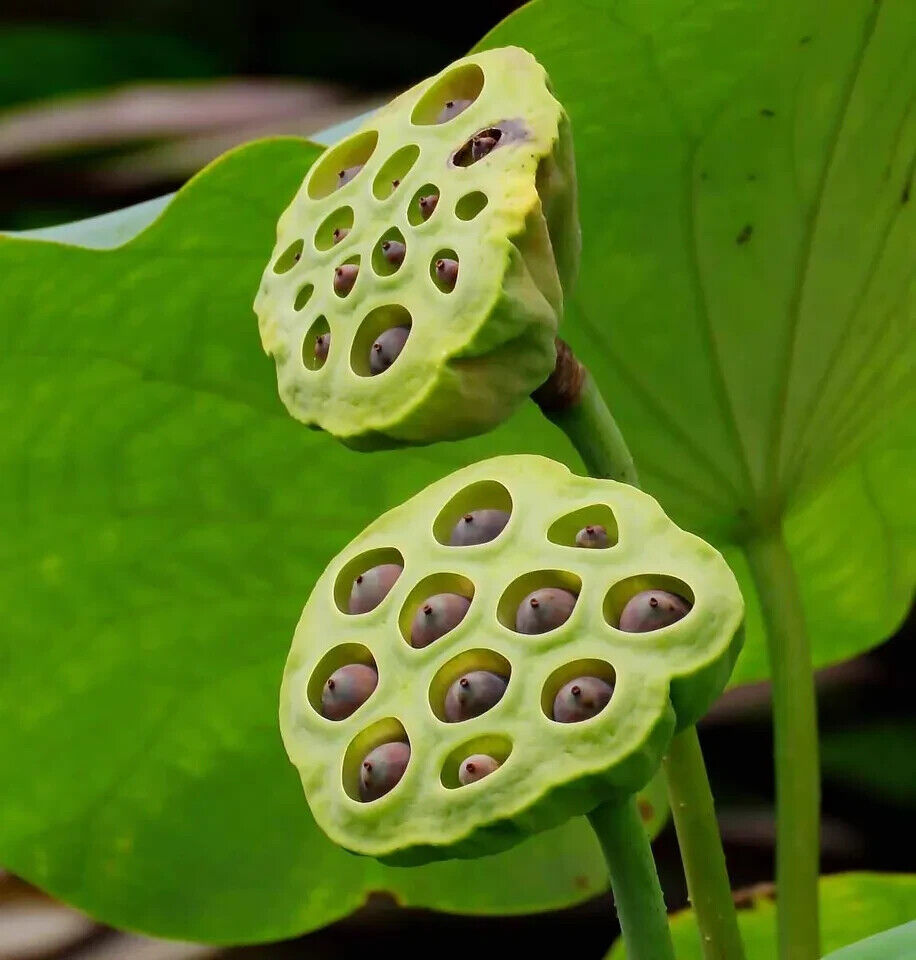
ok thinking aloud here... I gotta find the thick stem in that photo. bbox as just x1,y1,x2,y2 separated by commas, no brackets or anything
745,529,820,960
663,728,746,960
589,797,677,960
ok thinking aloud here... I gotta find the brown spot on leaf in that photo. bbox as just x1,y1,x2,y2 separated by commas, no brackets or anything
638,798,655,823
760,108,776,118
573,875,590,891
736,224,753,245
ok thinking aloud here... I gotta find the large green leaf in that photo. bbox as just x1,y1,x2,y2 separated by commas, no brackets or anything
823,921,916,960
479,0,916,684
608,873,916,958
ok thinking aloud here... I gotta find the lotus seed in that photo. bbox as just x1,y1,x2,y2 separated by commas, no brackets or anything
618,590,691,633
435,258,459,291
334,263,359,296
437,98,472,123
321,663,378,720
369,326,410,374
448,509,510,546
332,227,349,245
458,753,501,785
409,592,471,648
359,741,410,801
552,676,614,723
515,587,577,634
337,165,362,188
314,332,330,364
348,563,403,614
471,135,498,161
382,240,406,266
575,524,609,548
444,670,508,722
418,193,439,220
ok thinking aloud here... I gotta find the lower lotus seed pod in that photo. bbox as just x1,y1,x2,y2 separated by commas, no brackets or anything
515,587,577,634
471,135,498,161
359,741,410,801
314,332,330,363
370,326,411,374
321,663,378,720
553,676,614,723
332,227,349,245
444,670,508,722
618,590,691,633
337,165,363,188
448,509,510,546
348,563,403,614
575,524,609,549
435,258,459,291
382,240,406,266
458,753,501,785
409,592,471,648
418,193,439,220
334,263,359,296
437,98,473,123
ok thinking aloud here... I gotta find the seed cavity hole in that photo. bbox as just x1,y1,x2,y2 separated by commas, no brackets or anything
431,249,459,293
547,504,618,549
351,304,412,377
498,570,581,635
541,659,616,723
433,480,512,546
302,315,330,370
429,649,511,723
605,576,694,633
409,184,440,225
398,573,475,648
441,735,512,789
307,643,377,721
452,127,502,167
333,547,404,615
342,718,410,802
314,207,354,251
411,62,484,126
273,239,303,274
294,282,315,312
307,129,378,200
455,191,488,220
372,227,407,277
333,255,360,298
372,144,420,200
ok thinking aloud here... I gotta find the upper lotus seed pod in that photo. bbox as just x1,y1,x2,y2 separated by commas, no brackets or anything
458,753,501,785
444,670,508,722
448,509,510,546
575,524,609,549
552,676,613,723
515,587,577,634
370,326,410,375
321,663,378,720
256,48,579,449
618,590,691,633
359,741,410,801
409,592,471,648
314,332,330,364
348,563,402,614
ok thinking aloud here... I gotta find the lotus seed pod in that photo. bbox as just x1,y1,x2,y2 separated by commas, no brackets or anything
382,240,406,266
619,590,691,633
515,587,577,634
314,332,330,363
332,227,349,245
370,326,410,375
359,741,410,802
321,663,378,720
333,263,359,296
348,563,402,614
448,508,510,546
435,258,459,291
409,592,471,648
575,524,609,549
458,754,501,785
437,98,472,123
256,49,580,449
444,671,508,722
552,676,614,724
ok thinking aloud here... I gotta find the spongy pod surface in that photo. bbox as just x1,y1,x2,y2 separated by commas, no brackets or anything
280,456,744,865
255,47,579,450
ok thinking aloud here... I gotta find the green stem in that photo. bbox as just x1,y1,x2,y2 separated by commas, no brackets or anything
663,728,746,960
589,796,677,960
745,529,820,960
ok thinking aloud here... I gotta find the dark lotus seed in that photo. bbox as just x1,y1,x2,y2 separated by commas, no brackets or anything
334,263,359,296
618,590,691,633
575,524,609,549
359,741,410,801
471,135,497,161
437,98,473,123
458,753,501,785
435,258,459,291
418,194,439,220
348,563,402,614
444,670,507,722
314,332,330,364
382,240,406,266
552,676,613,723
448,509,510,546
515,587,577,634
409,592,471,648
321,663,378,720
369,326,410,374
337,165,362,188
332,227,349,245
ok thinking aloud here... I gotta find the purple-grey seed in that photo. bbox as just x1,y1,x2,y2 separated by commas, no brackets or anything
359,741,410,801
458,753,501,785
334,263,359,296
552,676,613,723
575,524,610,549
437,98,473,124
314,332,330,364
444,670,507,722
369,326,410,374
337,165,363,188
448,509,510,546
471,135,497,161
409,593,471,648
515,587,577,634
348,563,402,614
321,663,378,720
382,240,406,266
435,257,459,291
618,590,691,633
418,193,439,220
332,227,349,245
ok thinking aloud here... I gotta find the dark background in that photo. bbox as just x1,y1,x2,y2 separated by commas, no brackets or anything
0,2,913,957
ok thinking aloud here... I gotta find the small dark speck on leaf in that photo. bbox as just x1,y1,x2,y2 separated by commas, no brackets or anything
700,170,709,181
760,108,776,118
800,35,812,44
574,875,590,891
736,224,753,245
903,181,911,204
747,173,757,182
638,798,654,822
